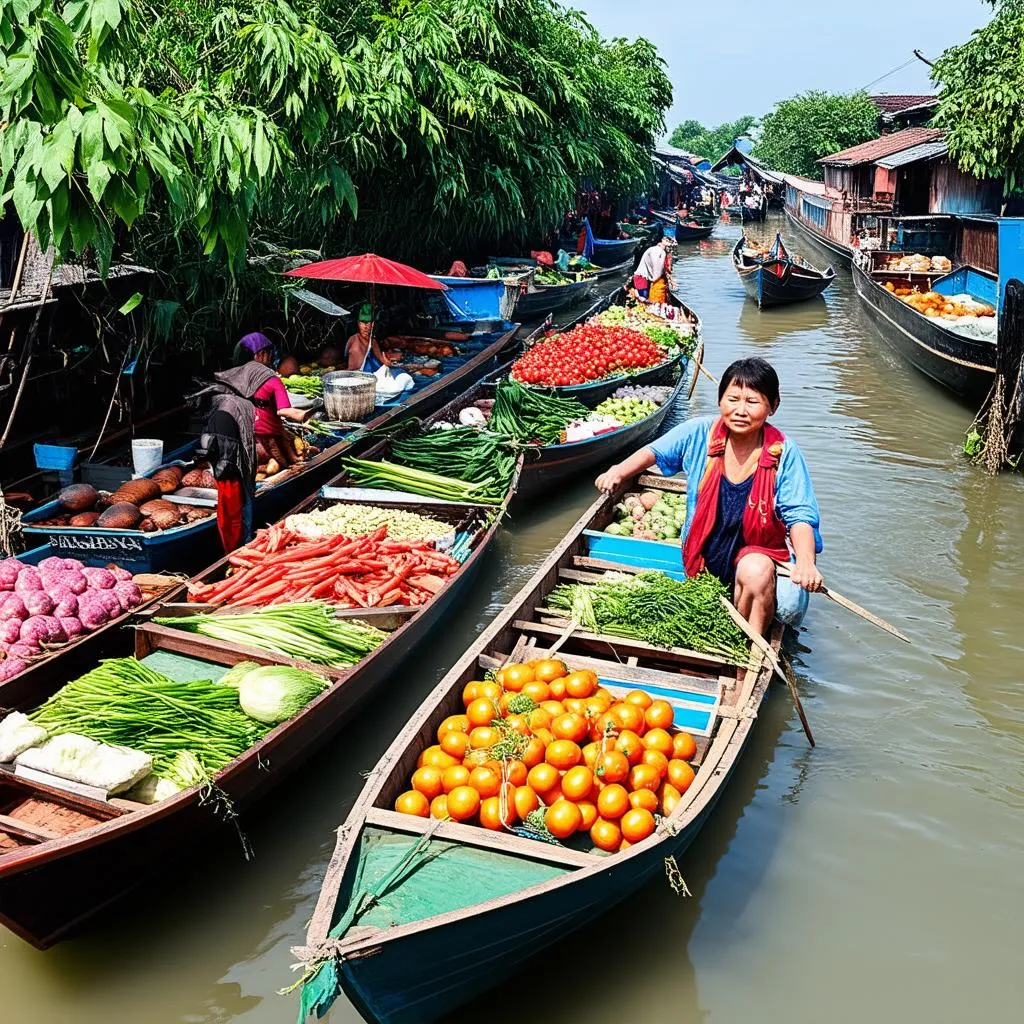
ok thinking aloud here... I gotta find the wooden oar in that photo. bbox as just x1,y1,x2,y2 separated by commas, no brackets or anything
774,562,910,644
720,597,815,747
686,339,705,400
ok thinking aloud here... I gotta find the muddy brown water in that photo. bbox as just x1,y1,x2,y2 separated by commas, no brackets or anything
3,216,1023,1024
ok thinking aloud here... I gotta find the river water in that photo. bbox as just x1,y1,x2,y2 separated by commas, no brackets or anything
3,215,1023,1024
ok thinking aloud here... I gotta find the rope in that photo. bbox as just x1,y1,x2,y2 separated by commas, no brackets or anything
0,486,23,558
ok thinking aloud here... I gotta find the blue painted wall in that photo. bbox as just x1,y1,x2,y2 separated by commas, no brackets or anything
430,277,505,320
997,219,1024,312
933,267,997,307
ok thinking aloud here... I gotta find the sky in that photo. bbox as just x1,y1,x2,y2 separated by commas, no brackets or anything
577,0,993,136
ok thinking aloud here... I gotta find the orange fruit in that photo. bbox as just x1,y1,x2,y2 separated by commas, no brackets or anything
526,708,552,732
545,799,583,838
667,759,696,793
629,763,661,793
584,695,612,719
419,745,457,770
594,687,614,703
411,766,445,800
469,725,501,749
437,714,470,741
619,838,632,851
672,731,698,761
624,689,653,710
462,748,491,768
645,700,675,731
548,676,567,700
643,728,674,757
395,790,430,816
563,697,587,718
446,785,480,822
565,669,598,698
614,730,644,766
479,795,516,830
641,748,669,779
514,786,540,819
629,788,659,812
477,680,503,703
545,740,582,770
504,758,528,786
539,699,564,719
466,697,500,728
596,750,630,784
521,680,551,703
498,691,518,715
561,765,595,801
462,681,484,706
534,658,568,683
522,737,546,768
527,762,560,795
551,713,588,743
505,714,531,737
468,766,502,799
440,730,471,759
597,783,630,819
620,807,656,843
581,742,601,768
497,663,534,691
442,764,471,792
613,702,646,734
660,782,681,816
590,817,622,852
429,794,449,819
577,801,599,830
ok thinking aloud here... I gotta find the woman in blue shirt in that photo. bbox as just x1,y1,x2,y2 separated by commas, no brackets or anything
596,357,823,636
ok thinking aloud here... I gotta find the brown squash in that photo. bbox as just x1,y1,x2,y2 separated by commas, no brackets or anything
112,478,162,506
69,512,100,527
97,502,142,529
58,483,99,513
151,467,184,494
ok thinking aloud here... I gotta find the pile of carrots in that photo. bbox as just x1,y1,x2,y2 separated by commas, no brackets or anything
187,524,460,609
394,658,699,853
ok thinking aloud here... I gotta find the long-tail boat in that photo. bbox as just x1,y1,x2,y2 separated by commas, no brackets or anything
294,474,782,1024
733,234,835,309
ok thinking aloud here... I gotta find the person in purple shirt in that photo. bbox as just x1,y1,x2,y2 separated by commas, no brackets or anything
596,357,823,635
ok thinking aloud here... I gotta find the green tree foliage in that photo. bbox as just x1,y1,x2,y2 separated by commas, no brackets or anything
0,0,672,351
931,0,1024,195
754,91,879,179
668,116,757,160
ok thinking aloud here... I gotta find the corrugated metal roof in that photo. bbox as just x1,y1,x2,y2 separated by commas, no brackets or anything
782,174,829,197
875,141,948,169
819,128,944,167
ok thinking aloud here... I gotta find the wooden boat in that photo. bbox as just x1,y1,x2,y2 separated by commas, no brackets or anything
589,256,636,283
18,325,521,574
851,251,998,401
0,401,524,949
675,217,716,242
295,474,782,1024
740,197,767,222
733,234,835,309
589,236,639,268
784,208,854,269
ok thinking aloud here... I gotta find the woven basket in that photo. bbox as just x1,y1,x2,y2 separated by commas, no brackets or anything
321,371,377,421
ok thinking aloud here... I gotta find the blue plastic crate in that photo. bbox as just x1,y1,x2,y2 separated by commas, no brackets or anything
584,530,684,578
33,443,78,471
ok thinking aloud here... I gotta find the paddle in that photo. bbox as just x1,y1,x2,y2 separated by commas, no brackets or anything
774,562,910,644
720,597,815,747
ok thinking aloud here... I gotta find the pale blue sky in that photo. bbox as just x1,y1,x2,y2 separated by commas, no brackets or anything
577,0,992,134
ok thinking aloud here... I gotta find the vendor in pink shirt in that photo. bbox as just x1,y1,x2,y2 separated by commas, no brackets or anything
235,332,311,466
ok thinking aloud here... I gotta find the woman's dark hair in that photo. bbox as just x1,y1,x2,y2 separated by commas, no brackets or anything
718,357,780,409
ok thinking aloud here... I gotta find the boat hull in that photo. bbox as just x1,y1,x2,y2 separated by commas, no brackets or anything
590,238,639,267
734,239,835,309
851,259,995,401
675,220,715,242
784,209,853,269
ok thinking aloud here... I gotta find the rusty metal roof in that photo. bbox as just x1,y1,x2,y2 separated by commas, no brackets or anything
875,141,948,170
869,94,935,114
818,128,944,167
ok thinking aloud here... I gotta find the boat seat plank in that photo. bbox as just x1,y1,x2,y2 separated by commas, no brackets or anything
0,813,59,842
512,619,731,671
638,473,686,493
365,809,600,869
478,651,719,695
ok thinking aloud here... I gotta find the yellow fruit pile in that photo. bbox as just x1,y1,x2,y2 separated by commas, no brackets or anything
393,659,699,853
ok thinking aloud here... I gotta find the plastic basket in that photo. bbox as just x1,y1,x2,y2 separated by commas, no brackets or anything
33,444,78,471
321,371,376,421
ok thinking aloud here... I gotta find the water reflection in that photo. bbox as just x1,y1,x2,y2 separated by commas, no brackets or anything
736,295,831,344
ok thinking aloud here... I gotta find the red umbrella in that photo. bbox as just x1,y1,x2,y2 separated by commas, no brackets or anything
283,253,446,290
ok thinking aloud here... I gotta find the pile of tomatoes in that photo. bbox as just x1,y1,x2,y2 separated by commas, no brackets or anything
510,324,666,387
393,658,698,853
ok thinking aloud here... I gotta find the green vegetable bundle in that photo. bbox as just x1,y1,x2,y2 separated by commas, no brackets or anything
594,396,658,425
344,457,506,505
29,658,270,780
155,602,387,668
547,571,749,664
488,378,589,444
281,374,324,397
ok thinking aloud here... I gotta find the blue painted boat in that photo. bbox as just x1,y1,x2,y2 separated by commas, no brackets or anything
733,234,835,309
295,476,783,1024
18,325,521,573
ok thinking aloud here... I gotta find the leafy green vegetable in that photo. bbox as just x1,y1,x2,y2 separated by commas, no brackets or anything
237,665,331,725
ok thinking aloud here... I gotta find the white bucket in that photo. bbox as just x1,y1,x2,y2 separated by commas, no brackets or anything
131,438,164,477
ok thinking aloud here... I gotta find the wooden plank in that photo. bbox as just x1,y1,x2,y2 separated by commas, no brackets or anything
0,812,59,842
638,473,686,493
365,808,600,869
478,651,719,695
512,619,731,671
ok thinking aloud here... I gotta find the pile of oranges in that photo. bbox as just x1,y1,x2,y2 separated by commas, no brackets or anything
393,658,698,853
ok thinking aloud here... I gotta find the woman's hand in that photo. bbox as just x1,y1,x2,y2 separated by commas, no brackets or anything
789,559,824,592
595,466,624,494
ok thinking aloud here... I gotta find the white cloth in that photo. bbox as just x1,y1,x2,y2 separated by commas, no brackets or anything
637,245,667,282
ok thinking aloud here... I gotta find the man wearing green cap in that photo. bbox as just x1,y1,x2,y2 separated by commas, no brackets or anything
345,302,392,372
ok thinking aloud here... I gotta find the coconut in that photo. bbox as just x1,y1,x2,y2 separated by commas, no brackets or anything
58,484,99,513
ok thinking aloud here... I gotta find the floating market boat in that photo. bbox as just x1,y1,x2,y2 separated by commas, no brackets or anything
675,217,716,242
18,325,521,574
294,474,782,1024
851,250,998,400
0,404,524,949
732,234,835,309
588,236,640,268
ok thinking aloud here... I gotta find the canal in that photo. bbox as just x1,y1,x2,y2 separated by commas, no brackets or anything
3,215,1023,1023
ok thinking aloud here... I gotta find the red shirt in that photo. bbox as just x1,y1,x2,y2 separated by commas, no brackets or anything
253,375,290,435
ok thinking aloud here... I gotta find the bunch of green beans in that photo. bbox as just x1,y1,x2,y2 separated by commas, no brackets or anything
155,602,386,668
487,378,590,445
389,427,517,498
29,659,268,778
343,457,506,505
